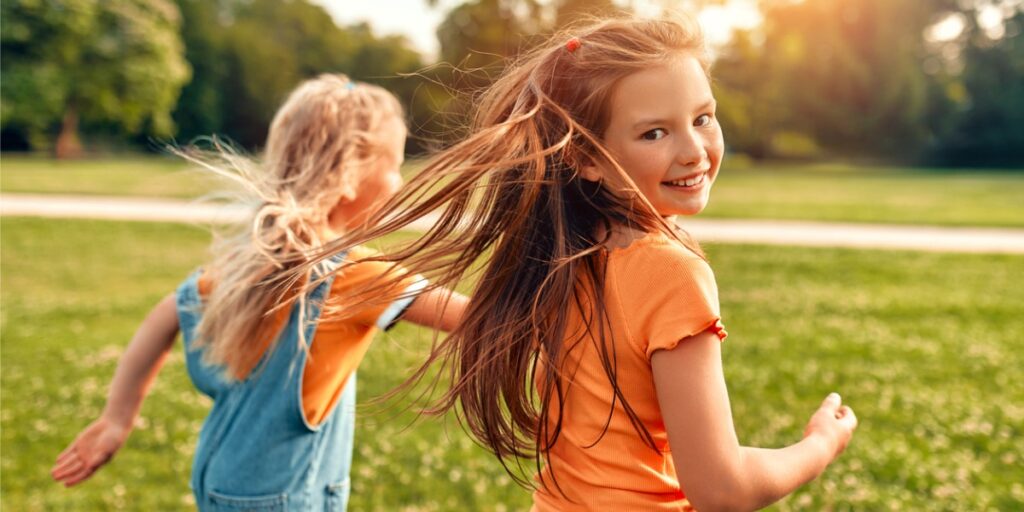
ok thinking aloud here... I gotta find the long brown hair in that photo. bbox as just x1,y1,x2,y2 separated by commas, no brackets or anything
181,74,404,379
303,15,709,485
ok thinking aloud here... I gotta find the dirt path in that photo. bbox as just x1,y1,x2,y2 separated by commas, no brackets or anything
3,193,1023,254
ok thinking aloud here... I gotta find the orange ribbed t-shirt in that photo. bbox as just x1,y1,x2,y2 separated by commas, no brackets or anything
198,246,418,426
532,234,727,512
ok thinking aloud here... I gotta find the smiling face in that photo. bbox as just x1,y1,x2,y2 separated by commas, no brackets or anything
595,54,724,219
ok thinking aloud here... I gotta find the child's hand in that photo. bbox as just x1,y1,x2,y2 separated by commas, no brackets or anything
803,392,858,461
51,417,130,487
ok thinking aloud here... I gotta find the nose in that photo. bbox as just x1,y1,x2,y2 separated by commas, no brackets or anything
674,128,707,168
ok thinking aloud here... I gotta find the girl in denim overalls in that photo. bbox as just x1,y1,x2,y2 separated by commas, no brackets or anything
52,75,466,511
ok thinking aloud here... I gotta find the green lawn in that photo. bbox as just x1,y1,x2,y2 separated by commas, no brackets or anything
2,218,1022,510
0,155,217,199
703,162,1024,228
3,154,1023,227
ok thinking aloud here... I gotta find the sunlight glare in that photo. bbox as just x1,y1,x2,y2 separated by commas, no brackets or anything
926,13,966,43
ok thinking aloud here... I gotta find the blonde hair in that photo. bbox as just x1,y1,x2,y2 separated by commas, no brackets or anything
184,74,404,379
300,14,710,488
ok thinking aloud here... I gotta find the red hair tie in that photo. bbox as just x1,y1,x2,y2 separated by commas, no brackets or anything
566,37,582,54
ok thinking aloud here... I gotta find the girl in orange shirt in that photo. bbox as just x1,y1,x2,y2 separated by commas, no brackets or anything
309,15,858,512
52,75,466,510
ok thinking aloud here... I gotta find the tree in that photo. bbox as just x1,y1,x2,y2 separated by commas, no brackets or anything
171,0,231,142
1,0,190,157
711,0,971,161
712,29,789,159
212,0,357,147
436,0,542,87
348,27,443,151
930,6,1024,166
430,0,627,141
770,0,935,158
169,0,430,150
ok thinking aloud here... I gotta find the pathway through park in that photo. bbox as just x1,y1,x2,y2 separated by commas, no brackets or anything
3,193,1023,254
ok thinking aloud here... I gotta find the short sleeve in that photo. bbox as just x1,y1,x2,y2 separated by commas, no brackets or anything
375,277,429,330
324,246,427,329
612,238,727,360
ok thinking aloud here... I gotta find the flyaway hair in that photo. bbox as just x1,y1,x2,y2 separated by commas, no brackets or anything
176,74,404,380
291,14,710,489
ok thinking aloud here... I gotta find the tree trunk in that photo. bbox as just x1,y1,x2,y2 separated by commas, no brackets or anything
54,106,83,159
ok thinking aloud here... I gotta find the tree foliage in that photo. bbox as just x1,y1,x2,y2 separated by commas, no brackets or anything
1,0,190,156
170,0,429,150
3,0,1020,167
713,0,1022,166
930,7,1024,166
428,0,626,141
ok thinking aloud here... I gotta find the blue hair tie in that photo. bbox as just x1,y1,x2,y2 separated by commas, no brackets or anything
345,81,356,91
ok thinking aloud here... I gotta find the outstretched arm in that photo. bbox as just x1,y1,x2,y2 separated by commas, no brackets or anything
51,293,181,487
652,331,857,511
401,287,468,333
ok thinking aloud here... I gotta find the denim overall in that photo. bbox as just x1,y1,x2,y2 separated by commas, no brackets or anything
175,256,356,511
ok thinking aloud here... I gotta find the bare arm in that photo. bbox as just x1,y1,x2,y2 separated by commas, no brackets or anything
651,331,857,511
51,293,181,487
400,287,467,333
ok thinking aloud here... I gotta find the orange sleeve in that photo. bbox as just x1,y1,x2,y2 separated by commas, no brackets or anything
322,246,426,329
197,272,213,297
615,240,727,360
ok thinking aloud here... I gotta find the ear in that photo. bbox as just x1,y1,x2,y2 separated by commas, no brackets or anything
578,161,603,183
335,182,357,205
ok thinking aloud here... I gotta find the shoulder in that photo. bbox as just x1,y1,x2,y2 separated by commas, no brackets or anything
608,233,712,283
328,245,413,298
333,245,394,282
608,234,726,357
607,233,720,317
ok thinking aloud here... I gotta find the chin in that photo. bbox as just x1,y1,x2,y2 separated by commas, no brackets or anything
656,189,711,217
667,202,708,217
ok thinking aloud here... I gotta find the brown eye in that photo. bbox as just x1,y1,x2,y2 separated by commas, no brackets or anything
641,128,667,141
694,114,713,127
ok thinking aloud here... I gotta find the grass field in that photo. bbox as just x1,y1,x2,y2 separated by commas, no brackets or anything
0,156,215,199
3,154,1023,227
2,217,1022,510
701,162,1024,227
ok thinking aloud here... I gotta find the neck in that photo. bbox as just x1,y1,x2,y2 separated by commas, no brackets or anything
320,209,351,241
325,201,372,239
596,223,647,251
597,214,678,250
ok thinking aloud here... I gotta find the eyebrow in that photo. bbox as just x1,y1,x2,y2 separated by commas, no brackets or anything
632,98,717,128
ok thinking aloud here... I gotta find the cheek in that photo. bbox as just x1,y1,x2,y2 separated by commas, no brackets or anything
363,172,402,204
386,174,403,197
703,130,725,180
621,145,671,183
709,127,725,161
383,167,403,190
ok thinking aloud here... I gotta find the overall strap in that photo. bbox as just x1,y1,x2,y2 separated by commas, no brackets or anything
259,250,350,377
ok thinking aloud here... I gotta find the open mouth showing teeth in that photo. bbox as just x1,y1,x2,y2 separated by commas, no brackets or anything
663,173,706,188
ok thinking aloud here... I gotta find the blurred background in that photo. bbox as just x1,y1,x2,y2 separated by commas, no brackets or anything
2,0,1023,166
2,1,1023,511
